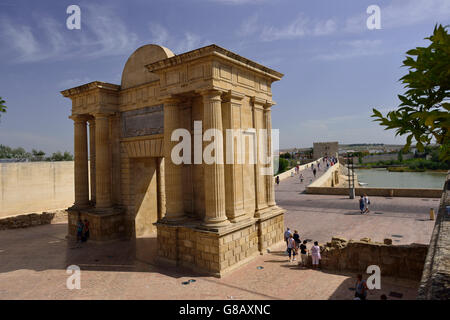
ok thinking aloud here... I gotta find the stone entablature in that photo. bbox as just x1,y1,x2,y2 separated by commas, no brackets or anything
61,44,285,277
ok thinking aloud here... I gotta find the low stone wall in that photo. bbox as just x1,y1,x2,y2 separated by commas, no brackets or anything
0,210,67,230
306,186,442,198
0,161,75,217
418,172,450,299
156,211,284,277
313,237,428,281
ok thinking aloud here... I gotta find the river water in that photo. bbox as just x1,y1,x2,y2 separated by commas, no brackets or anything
354,168,447,189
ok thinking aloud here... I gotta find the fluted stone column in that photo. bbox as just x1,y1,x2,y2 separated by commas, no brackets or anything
157,157,166,220
162,97,185,221
201,90,230,228
252,97,268,217
88,118,96,204
94,113,112,209
264,104,276,207
71,115,90,208
222,91,246,223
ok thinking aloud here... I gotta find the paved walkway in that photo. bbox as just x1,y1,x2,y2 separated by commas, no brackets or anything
0,163,437,300
277,163,438,245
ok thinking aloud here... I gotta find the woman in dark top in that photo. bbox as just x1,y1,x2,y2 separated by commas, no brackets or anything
293,230,300,245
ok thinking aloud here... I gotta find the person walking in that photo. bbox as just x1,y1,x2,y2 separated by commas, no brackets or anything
363,194,370,213
310,241,321,269
359,196,365,214
299,240,308,267
299,173,304,183
355,274,369,300
313,168,317,178
275,175,280,185
284,228,292,251
293,230,301,257
287,234,296,262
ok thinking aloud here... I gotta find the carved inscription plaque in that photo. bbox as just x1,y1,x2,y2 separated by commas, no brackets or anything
121,105,163,138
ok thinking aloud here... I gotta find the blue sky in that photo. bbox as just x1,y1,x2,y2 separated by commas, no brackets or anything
0,0,448,153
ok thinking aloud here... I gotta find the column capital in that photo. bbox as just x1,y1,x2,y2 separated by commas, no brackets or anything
222,90,245,103
264,100,276,109
198,88,224,100
93,112,113,119
69,114,89,123
161,95,183,105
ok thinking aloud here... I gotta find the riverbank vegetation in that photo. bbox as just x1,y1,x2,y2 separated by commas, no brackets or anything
0,145,73,162
359,146,449,172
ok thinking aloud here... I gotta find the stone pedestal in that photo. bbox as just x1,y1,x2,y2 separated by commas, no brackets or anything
156,207,284,277
67,208,126,242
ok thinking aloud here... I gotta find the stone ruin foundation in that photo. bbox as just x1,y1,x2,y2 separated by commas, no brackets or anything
311,237,428,281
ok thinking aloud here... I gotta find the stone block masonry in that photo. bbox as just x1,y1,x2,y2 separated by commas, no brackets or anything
311,236,428,281
418,172,450,299
157,212,284,277
0,210,67,230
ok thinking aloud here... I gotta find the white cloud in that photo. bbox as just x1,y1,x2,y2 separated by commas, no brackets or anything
258,14,338,41
345,0,450,33
148,23,209,54
0,18,40,61
314,39,384,61
237,13,259,36
0,4,139,63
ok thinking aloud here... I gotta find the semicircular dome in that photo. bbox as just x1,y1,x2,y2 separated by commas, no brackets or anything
121,44,174,90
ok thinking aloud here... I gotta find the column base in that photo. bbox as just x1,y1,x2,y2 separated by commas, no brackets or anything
254,205,271,218
155,209,285,278
201,217,231,229
161,215,187,224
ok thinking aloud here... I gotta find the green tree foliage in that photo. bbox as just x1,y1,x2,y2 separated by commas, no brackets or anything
398,150,403,162
32,149,46,161
372,25,450,161
0,96,6,119
48,151,74,161
280,152,292,159
278,158,289,174
0,144,73,161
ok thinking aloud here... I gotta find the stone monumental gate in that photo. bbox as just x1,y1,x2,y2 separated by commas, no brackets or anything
62,44,285,276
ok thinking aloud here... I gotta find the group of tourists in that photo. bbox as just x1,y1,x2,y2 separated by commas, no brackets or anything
358,194,371,214
283,228,321,268
76,218,90,243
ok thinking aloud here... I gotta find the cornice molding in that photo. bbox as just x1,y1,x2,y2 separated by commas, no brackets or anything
145,44,284,81
61,81,120,98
